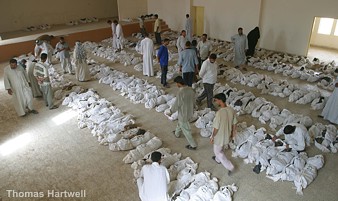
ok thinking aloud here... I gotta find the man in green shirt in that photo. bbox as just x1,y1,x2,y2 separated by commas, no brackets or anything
170,76,197,150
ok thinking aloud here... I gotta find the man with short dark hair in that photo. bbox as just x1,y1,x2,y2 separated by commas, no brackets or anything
231,27,248,70
169,76,197,150
157,38,170,87
177,41,199,87
137,151,170,201
55,36,73,74
176,30,187,55
154,14,161,45
197,34,212,63
34,53,58,110
4,59,38,116
210,93,237,175
185,14,192,42
196,53,218,110
272,123,310,151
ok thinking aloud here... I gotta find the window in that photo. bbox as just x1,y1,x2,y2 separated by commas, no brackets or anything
318,18,334,35
334,23,338,36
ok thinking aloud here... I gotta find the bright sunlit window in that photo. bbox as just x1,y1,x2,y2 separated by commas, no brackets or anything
334,23,338,36
318,18,334,35
0,133,32,156
51,109,77,125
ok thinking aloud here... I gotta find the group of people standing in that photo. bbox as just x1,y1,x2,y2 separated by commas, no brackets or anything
4,36,91,117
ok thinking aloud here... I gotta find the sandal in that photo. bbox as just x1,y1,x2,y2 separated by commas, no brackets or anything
185,145,197,150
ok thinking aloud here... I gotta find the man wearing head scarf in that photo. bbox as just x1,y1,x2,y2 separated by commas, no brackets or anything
34,40,53,64
137,151,170,201
320,68,338,124
231,27,248,71
272,123,310,151
73,41,91,82
107,20,117,50
246,27,260,57
4,59,38,116
115,20,124,51
185,14,193,42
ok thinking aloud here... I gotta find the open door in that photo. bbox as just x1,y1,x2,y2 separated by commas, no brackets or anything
193,6,204,36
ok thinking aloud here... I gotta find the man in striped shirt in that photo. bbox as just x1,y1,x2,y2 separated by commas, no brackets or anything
34,53,58,110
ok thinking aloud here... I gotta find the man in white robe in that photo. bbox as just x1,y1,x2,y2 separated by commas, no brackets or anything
137,151,170,201
231,27,248,71
176,30,187,55
73,41,91,82
34,40,53,64
115,20,124,51
26,60,42,98
272,123,310,151
4,59,38,116
55,37,73,74
140,33,154,77
185,14,193,42
321,69,338,124
107,20,117,50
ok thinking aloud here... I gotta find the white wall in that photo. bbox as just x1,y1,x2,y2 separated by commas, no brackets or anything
310,17,338,50
259,0,338,56
0,0,118,33
147,0,191,32
117,0,147,20
192,0,261,41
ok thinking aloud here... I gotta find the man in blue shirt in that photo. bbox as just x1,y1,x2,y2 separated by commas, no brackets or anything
178,41,199,87
157,38,170,88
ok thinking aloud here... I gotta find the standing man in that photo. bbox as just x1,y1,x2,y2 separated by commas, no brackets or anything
55,37,73,74
210,93,237,175
231,27,248,71
185,14,193,42
197,34,213,64
246,27,260,57
73,41,91,82
115,20,124,51
177,41,199,87
169,76,197,150
176,30,187,55
140,33,154,77
26,60,43,98
196,54,218,110
137,151,170,201
34,39,53,64
107,20,117,50
154,14,161,45
139,16,147,37
4,59,38,117
34,53,58,110
157,38,170,88
320,68,338,124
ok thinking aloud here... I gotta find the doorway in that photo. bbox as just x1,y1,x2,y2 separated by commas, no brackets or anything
307,17,338,63
193,6,204,36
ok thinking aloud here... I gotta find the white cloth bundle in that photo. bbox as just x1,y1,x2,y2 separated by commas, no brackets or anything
212,184,238,201
122,136,162,163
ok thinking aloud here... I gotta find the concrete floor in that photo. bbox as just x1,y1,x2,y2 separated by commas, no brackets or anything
1,36,338,200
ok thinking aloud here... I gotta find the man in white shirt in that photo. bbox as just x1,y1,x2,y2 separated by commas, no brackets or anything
154,14,161,45
140,33,154,77
231,27,248,71
197,34,212,63
196,54,218,110
107,20,117,50
272,123,310,151
55,37,73,74
115,20,124,51
137,151,170,201
185,14,193,42
176,30,187,55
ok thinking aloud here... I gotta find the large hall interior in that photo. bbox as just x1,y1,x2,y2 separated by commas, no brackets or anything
1,0,338,201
